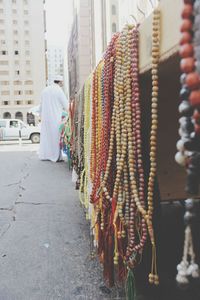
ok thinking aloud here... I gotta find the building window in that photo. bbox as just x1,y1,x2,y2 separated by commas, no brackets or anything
25,80,33,85
24,0,28,4
25,40,30,45
12,9,17,14
25,90,33,95
27,100,32,105
25,50,30,56
14,60,19,65
16,100,22,105
1,40,5,45
2,50,7,55
0,9,3,13
15,70,20,75
26,70,31,76
14,90,22,95
0,81,9,85
13,30,18,35
112,22,117,33
0,30,5,35
0,61,8,65
3,101,9,106
1,91,10,95
26,60,30,65
0,70,8,75
25,30,29,35
24,10,28,15
112,5,116,15
0,19,4,24
15,112,23,121
12,0,17,3
14,50,19,55
3,112,11,119
24,20,29,25
14,80,22,85
14,40,18,45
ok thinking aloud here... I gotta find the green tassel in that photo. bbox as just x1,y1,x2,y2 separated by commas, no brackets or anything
126,268,136,300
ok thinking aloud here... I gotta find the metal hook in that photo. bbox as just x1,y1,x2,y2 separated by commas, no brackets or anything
148,0,154,9
149,0,160,8
137,4,145,18
130,14,138,25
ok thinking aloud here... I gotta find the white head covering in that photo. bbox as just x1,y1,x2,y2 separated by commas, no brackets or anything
54,75,63,82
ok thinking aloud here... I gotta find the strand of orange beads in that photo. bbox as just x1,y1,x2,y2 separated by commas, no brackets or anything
101,30,125,201
101,28,129,274
90,33,119,205
90,62,104,184
90,69,98,183
90,37,119,269
89,63,103,240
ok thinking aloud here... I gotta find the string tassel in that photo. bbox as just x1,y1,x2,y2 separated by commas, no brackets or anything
125,268,136,300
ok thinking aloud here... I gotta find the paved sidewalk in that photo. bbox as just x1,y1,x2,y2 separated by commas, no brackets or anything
0,151,125,300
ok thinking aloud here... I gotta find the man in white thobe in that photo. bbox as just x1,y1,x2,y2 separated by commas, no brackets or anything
39,75,68,162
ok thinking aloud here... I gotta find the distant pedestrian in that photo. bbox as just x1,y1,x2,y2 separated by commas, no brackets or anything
39,75,68,162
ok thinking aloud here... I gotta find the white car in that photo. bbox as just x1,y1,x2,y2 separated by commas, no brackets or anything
0,119,40,143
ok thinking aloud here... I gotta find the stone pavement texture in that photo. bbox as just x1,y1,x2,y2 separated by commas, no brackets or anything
0,149,125,300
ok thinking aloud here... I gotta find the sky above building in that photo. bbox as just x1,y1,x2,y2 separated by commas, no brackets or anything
45,0,73,48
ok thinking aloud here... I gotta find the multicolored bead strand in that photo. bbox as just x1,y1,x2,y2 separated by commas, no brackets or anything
177,0,200,194
176,0,200,288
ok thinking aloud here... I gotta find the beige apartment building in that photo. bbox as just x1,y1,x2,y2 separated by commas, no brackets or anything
47,46,64,85
0,0,46,125
68,0,93,99
68,0,119,98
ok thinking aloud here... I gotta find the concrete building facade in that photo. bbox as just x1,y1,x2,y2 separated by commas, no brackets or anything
68,0,93,99
0,0,46,124
68,0,119,98
86,0,119,68
47,46,64,85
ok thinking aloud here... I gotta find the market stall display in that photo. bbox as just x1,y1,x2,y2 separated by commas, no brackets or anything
70,6,161,298
70,1,200,299
175,0,200,287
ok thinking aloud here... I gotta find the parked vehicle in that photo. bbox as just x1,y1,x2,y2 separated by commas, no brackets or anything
0,119,40,143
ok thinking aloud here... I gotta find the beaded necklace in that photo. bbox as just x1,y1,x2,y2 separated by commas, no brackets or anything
176,0,200,286
81,6,161,290
80,75,92,214
177,0,200,194
100,9,161,285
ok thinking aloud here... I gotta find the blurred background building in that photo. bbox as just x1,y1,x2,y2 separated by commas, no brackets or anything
47,46,64,85
67,0,158,99
68,0,120,99
0,0,46,125
68,0,93,100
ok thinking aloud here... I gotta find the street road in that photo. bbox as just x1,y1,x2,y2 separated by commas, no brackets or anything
0,140,39,152
0,147,124,300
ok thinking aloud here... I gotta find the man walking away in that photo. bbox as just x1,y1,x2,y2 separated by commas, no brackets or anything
39,75,68,162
